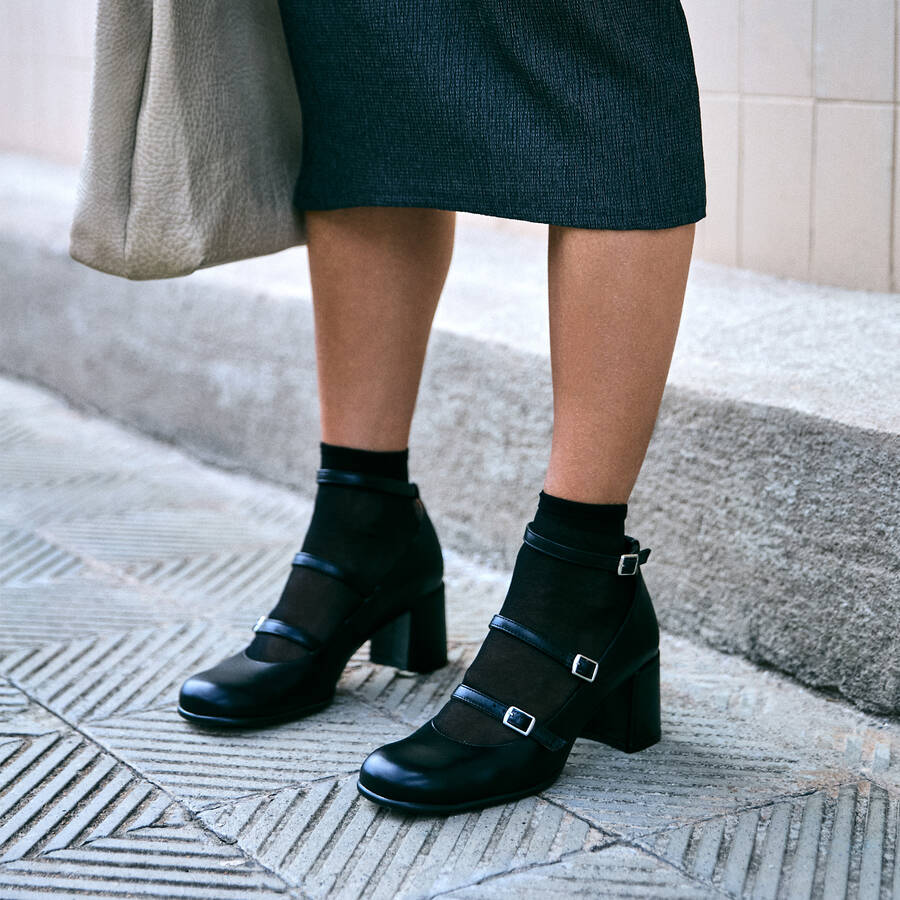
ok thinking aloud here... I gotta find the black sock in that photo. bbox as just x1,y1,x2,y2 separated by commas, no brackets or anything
319,441,409,481
247,442,419,662
531,489,627,553
433,490,634,744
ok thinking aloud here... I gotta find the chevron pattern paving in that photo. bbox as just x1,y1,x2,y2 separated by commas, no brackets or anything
0,680,29,722
0,706,188,863
543,697,843,839
199,774,602,898
442,842,721,898
0,470,231,529
0,446,132,490
0,621,247,722
40,509,292,565
0,577,185,651
84,700,411,811
0,785,288,898
0,528,84,585
0,838,288,900
120,542,302,623
2,374,900,897
639,780,900,899
341,644,475,726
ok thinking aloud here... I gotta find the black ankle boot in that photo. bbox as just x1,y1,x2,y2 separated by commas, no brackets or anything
177,467,447,727
356,522,659,814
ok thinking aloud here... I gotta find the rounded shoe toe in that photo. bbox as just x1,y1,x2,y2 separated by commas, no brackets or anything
358,732,457,807
177,669,237,720
358,721,557,812
177,651,304,723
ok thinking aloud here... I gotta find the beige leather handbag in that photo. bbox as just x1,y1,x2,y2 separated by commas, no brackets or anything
69,0,308,281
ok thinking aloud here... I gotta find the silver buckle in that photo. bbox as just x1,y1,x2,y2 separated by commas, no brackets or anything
502,705,535,737
252,615,266,632
571,653,599,682
617,553,640,575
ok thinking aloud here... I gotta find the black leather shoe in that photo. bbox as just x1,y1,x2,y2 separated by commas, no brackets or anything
177,468,447,727
357,524,660,814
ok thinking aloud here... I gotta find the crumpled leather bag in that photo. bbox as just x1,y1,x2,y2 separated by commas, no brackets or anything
69,0,308,281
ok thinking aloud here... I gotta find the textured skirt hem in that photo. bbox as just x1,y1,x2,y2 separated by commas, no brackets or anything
292,190,707,231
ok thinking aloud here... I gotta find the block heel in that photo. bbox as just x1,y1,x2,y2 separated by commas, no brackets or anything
369,582,448,673
580,651,661,753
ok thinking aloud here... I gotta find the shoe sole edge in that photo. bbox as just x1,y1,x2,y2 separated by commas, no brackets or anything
356,774,561,816
176,697,333,728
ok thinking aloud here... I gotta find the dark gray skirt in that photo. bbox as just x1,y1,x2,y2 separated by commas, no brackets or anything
276,1,706,229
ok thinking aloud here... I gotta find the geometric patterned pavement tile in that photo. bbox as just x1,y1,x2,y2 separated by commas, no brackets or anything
83,697,411,810
0,802,289,899
0,680,30,723
440,842,721,898
38,509,292,565
116,542,509,637
543,698,844,839
0,398,182,477
199,774,603,899
118,541,301,624
4,375,900,898
0,832,289,900
0,693,290,898
0,444,140,492
637,780,900,900
0,470,234,530
0,412,311,527
0,718,173,864
656,635,900,800
341,644,475,728
0,577,184,652
0,528,84,585
0,621,247,723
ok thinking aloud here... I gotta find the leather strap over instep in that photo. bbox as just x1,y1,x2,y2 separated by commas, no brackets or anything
290,550,372,597
451,684,567,751
522,524,650,575
252,616,322,651
489,614,601,683
316,468,420,498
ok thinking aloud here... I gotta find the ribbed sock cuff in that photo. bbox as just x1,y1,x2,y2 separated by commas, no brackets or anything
531,489,627,553
319,441,409,481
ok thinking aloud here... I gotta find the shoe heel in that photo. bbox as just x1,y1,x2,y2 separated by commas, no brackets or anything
580,651,661,753
369,583,448,673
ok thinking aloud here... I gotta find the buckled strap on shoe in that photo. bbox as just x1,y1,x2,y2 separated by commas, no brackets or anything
316,468,420,498
489,615,600,683
252,616,322,651
290,551,372,597
450,684,567,751
522,524,650,576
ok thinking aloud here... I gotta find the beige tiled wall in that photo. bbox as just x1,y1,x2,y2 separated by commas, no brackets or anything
0,0,96,163
683,0,899,292
1,0,896,292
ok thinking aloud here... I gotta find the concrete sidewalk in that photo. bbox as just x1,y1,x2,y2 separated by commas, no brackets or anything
2,373,900,898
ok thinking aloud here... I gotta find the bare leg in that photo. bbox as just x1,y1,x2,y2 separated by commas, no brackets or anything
305,206,456,449
248,206,455,658
544,223,696,503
